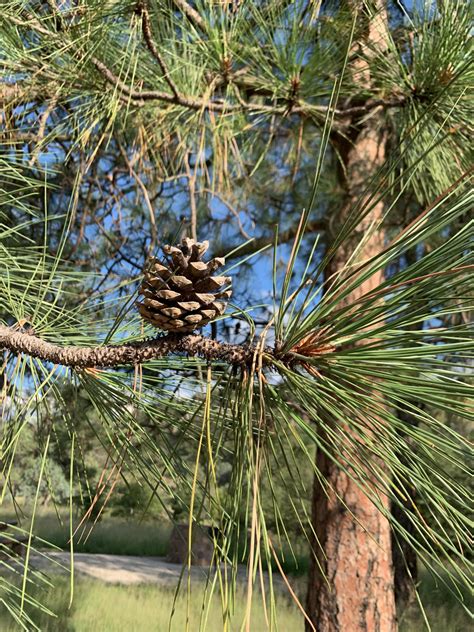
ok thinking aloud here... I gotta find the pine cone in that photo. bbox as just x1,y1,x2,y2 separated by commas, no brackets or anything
137,238,232,333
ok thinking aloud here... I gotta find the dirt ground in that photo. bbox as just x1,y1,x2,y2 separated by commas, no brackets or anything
30,552,285,589
30,552,223,585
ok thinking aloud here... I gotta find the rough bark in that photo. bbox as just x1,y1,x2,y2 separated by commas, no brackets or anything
0,326,272,369
305,3,398,631
306,119,397,632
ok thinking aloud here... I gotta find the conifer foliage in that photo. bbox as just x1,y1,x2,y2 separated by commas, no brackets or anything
0,1,472,630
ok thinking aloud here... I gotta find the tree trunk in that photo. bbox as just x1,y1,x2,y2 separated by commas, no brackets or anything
305,4,397,630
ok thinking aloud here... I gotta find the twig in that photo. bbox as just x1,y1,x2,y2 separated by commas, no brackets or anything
28,96,58,166
199,187,251,240
212,218,327,259
118,143,158,252
91,56,405,121
172,0,208,33
183,151,198,241
93,223,143,272
136,1,181,99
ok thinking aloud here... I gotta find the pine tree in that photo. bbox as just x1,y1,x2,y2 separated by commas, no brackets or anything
1,1,471,630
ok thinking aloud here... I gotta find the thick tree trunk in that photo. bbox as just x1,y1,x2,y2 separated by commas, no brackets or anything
307,450,396,632
305,120,397,632
305,4,397,629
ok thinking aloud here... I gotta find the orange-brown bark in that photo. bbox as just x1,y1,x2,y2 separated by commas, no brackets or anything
305,119,397,632
305,3,397,631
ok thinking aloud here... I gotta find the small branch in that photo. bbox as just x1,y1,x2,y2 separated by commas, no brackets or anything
136,1,181,99
183,151,198,241
199,188,252,240
89,57,322,117
172,0,208,33
28,96,58,166
0,326,272,369
91,54,407,122
118,143,158,252
90,57,179,106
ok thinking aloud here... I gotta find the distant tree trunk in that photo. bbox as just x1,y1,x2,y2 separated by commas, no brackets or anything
305,3,398,631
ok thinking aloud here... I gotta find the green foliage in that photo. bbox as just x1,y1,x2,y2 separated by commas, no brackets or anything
0,1,472,629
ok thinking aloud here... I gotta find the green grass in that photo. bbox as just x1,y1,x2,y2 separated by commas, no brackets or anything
35,514,172,557
0,572,471,632
2,511,470,630
0,578,302,631
2,510,172,557
399,569,472,632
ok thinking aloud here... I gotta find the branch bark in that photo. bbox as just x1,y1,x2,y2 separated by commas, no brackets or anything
172,0,208,33
89,55,330,117
0,326,272,369
89,54,405,121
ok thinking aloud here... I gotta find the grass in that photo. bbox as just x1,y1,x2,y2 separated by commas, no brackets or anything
2,509,172,557
0,572,471,632
399,569,472,632
2,511,470,630
35,514,172,558
0,578,302,631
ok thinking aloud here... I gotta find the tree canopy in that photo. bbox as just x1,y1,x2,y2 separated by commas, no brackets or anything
0,1,472,630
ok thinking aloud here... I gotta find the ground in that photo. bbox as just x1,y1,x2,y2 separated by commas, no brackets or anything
31,551,285,588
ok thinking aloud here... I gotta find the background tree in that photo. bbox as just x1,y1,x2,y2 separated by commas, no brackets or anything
1,1,472,631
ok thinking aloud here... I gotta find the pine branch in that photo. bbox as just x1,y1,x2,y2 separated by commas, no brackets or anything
89,56,321,116
172,0,208,33
136,1,181,99
6,10,407,123
0,325,274,369
90,54,406,120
